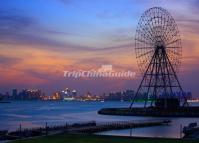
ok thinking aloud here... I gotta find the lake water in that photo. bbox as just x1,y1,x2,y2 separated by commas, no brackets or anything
0,101,199,138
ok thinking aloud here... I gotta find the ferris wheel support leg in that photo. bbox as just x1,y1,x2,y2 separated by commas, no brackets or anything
165,53,189,107
130,53,156,108
160,53,169,108
145,53,157,108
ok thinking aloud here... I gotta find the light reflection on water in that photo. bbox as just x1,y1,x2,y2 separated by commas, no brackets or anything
0,101,199,138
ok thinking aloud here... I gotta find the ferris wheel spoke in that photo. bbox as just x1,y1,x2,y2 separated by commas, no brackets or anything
165,22,177,42
167,54,180,66
166,30,179,42
136,29,154,43
166,49,181,56
139,60,149,66
144,17,157,40
136,50,154,59
141,16,159,43
143,19,156,40
165,37,179,45
166,46,180,49
166,39,180,46
135,38,154,46
136,47,154,50
138,18,157,41
143,10,157,37
150,18,159,39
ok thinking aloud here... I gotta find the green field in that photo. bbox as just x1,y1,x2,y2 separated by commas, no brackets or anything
11,133,199,143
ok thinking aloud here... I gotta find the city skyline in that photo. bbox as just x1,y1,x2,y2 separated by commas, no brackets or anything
0,0,199,97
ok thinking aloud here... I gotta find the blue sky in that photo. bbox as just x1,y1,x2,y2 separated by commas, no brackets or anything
0,0,199,96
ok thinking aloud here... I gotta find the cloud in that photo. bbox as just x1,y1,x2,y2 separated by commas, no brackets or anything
177,19,199,35
0,10,71,48
0,55,22,66
0,9,135,53
72,57,112,70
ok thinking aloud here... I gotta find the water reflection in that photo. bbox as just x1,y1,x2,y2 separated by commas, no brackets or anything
0,101,199,138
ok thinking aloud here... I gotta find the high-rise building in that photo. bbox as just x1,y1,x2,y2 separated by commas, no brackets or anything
18,89,42,100
72,90,77,97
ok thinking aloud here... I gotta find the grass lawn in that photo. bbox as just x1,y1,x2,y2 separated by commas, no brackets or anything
11,133,199,143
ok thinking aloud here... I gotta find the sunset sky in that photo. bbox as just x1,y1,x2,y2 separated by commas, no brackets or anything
0,0,199,96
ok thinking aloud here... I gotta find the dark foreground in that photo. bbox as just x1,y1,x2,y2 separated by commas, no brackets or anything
98,107,199,117
0,120,170,141
11,133,199,143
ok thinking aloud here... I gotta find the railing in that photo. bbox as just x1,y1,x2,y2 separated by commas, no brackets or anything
0,119,171,141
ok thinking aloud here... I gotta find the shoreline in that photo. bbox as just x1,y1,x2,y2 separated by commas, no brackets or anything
1,119,171,142
11,133,199,143
98,107,199,117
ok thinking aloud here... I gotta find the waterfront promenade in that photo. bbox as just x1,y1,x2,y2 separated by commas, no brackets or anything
1,119,170,141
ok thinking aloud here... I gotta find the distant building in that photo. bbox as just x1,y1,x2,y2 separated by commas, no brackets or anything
72,90,77,97
61,88,71,99
123,89,134,101
12,89,18,97
18,89,42,100
104,89,134,101
52,92,62,100
106,92,122,101
185,92,192,100
61,88,77,100
0,92,3,101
